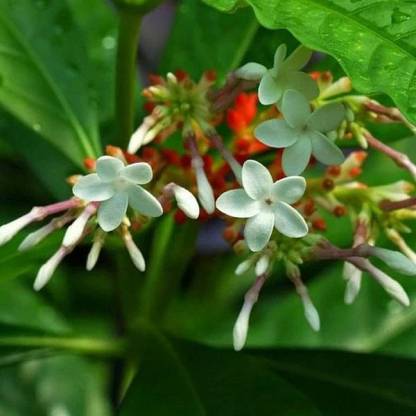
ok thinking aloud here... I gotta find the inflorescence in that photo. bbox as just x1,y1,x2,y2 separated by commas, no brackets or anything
1,44,416,350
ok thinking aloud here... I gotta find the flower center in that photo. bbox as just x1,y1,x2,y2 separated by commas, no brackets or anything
114,177,130,192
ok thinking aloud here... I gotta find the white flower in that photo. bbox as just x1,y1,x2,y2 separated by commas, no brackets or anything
172,185,200,219
255,89,345,175
236,44,318,105
73,156,163,232
216,160,308,252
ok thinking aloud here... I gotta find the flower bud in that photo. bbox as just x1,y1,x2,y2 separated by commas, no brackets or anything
235,259,252,276
0,211,36,246
172,185,200,219
33,247,67,291
123,231,145,272
62,204,96,247
255,255,269,276
343,262,362,304
86,230,106,271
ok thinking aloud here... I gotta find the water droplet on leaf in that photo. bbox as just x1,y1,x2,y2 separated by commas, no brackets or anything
102,35,116,50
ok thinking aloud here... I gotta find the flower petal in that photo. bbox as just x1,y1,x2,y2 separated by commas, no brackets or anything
254,119,297,148
173,185,200,219
282,137,312,176
121,162,153,184
271,176,306,204
274,201,308,238
283,71,319,100
235,62,267,81
310,131,345,165
128,185,163,217
307,102,345,132
273,44,287,71
96,156,124,182
258,71,282,105
98,192,128,232
244,211,274,252
216,189,259,218
242,160,273,200
73,174,115,202
283,45,313,71
281,89,311,128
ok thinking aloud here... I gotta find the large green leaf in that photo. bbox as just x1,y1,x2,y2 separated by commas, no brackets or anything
203,0,416,125
119,330,320,415
0,0,101,166
120,333,416,415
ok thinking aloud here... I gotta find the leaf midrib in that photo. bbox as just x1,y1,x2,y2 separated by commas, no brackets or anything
0,11,98,158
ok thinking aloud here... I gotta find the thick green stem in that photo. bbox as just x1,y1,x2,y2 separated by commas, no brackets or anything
0,336,126,358
115,10,143,147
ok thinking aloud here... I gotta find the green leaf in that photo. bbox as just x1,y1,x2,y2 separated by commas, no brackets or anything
121,332,416,415
0,0,101,166
203,0,416,125
260,348,416,415
119,329,320,415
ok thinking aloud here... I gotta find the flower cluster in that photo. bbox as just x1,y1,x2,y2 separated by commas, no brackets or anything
1,43,415,352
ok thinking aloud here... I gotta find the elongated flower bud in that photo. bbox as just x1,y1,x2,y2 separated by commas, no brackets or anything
233,275,267,351
33,247,67,291
365,261,410,307
0,210,37,246
235,259,252,276
255,255,269,276
193,159,215,214
122,230,145,272
128,115,156,153
86,230,106,271
343,261,362,304
19,214,73,252
63,204,97,247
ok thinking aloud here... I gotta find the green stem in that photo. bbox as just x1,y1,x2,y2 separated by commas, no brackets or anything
115,10,143,147
0,336,126,358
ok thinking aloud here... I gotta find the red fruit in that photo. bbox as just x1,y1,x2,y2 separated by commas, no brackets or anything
235,138,250,152
174,69,188,82
142,147,158,160
327,165,341,177
162,149,181,165
202,154,214,171
349,166,362,178
204,69,217,82
304,199,315,216
312,218,327,231
148,73,164,85
223,226,237,242
322,178,335,191
144,102,156,113
333,205,347,217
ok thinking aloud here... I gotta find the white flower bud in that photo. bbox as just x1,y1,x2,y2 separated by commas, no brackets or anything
86,230,106,271
123,233,145,272
0,211,35,246
343,262,362,304
370,247,416,276
302,297,320,332
172,185,200,219
194,164,215,214
233,301,252,352
19,223,54,252
233,275,266,351
255,255,269,276
62,204,96,247
33,247,67,291
128,115,155,153
235,259,252,276
371,267,410,307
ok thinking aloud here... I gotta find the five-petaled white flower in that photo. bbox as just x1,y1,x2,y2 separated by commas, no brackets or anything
255,89,345,176
235,44,319,105
216,160,308,252
73,156,163,232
